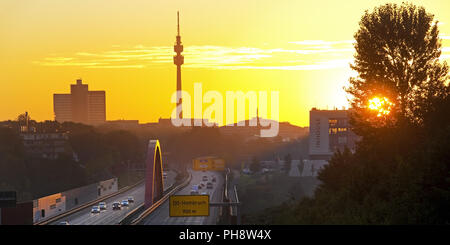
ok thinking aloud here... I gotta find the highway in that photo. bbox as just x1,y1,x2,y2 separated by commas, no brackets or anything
140,170,224,225
50,171,176,225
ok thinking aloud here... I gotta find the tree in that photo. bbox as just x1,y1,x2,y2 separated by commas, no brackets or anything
17,112,31,124
346,2,449,131
251,3,449,224
17,112,33,131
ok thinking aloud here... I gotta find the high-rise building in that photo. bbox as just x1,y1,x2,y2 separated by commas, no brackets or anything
87,91,106,125
308,108,359,160
53,79,106,125
70,79,89,123
53,94,72,123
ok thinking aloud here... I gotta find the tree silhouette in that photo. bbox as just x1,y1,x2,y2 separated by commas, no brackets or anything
17,113,31,123
17,112,33,130
251,3,450,224
346,2,449,131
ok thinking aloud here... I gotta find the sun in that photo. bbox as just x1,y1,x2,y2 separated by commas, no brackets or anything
368,97,394,117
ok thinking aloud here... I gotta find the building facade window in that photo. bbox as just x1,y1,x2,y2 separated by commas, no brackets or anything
329,128,338,134
314,119,321,148
328,119,337,127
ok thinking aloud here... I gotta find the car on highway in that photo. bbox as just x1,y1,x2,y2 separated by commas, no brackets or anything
242,168,252,175
163,172,168,179
121,200,129,207
112,202,121,210
91,206,100,214
202,176,208,181
59,221,70,225
212,177,216,182
206,182,213,189
127,196,134,203
191,184,199,195
99,202,107,210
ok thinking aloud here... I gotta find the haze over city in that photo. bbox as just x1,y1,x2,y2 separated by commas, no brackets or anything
0,0,449,235
2,0,449,126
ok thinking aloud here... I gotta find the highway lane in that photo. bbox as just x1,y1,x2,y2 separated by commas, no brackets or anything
50,171,176,225
141,170,224,225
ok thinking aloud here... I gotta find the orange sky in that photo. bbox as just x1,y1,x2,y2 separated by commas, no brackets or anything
1,0,449,126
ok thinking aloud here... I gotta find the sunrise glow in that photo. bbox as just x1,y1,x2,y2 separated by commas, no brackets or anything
1,0,449,126
368,97,394,117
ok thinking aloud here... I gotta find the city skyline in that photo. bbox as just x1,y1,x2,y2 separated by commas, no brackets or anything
1,1,449,228
1,0,450,126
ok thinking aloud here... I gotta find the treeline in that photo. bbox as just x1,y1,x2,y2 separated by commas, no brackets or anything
64,122,145,179
251,107,449,224
159,126,308,170
1,117,305,201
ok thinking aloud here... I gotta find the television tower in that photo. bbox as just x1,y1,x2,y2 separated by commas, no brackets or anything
174,11,184,119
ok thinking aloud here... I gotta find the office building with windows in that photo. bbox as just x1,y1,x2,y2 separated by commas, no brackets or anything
308,108,359,160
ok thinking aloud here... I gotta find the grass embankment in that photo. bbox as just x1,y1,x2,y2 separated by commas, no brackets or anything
236,172,320,223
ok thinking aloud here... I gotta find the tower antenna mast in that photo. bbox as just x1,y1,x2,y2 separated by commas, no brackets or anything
174,11,184,119
177,11,180,36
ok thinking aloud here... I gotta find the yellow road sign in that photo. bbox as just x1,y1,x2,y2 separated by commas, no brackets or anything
169,195,209,217
193,157,225,171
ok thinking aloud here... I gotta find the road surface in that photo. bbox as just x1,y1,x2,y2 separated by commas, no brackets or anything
50,171,176,225
140,170,224,225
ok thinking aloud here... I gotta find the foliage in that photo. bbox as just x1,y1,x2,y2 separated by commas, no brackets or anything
0,120,144,200
347,2,449,131
237,172,306,222
253,3,450,224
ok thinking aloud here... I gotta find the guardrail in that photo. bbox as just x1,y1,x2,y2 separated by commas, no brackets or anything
34,178,145,225
224,168,229,201
216,168,241,225
224,168,231,220
232,185,241,224
129,171,192,225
